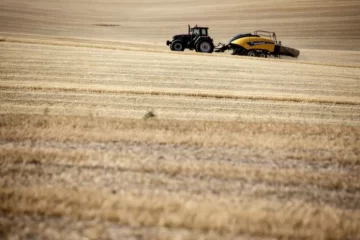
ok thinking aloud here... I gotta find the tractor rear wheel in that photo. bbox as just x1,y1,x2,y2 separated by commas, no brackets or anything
171,40,184,51
196,41,214,53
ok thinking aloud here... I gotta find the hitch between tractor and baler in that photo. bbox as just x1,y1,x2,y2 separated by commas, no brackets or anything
214,43,230,53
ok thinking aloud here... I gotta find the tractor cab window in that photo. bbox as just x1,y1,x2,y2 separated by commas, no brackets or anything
201,29,208,36
192,28,200,35
191,28,208,36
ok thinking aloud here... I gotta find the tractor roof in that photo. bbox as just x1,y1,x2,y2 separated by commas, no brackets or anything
191,25,208,29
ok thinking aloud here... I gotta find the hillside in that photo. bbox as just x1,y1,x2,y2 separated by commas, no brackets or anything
1,0,360,50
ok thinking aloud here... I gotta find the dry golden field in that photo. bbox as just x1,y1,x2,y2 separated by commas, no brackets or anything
1,0,360,239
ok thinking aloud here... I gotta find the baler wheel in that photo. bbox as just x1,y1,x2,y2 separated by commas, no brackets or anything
259,52,267,58
248,51,257,57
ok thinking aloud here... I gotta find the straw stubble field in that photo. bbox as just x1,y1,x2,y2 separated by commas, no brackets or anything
1,0,360,239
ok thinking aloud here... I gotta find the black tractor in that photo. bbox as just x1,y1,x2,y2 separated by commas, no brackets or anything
166,25,215,53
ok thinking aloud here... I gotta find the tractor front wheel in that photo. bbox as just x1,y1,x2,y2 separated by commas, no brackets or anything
171,40,184,51
196,41,214,53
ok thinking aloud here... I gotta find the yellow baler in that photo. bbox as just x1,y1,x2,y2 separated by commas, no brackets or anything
215,30,300,58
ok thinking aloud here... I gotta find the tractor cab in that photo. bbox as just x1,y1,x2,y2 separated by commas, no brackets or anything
189,25,208,36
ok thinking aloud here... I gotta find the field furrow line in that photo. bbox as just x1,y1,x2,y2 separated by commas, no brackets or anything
1,75,358,96
1,69,359,87
2,160,360,211
1,145,359,191
2,100,359,123
1,187,359,240
1,85,359,106
2,90,359,112
1,38,360,68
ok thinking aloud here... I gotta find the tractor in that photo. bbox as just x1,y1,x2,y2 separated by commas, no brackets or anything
166,25,215,53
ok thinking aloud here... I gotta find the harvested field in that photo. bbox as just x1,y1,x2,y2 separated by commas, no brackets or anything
1,0,360,239
1,42,360,124
1,114,360,240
